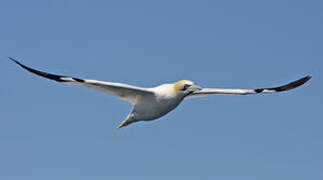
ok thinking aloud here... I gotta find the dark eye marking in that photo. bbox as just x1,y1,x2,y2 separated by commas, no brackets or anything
182,84,191,91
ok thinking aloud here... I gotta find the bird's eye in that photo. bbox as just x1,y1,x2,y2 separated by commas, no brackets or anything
182,84,191,91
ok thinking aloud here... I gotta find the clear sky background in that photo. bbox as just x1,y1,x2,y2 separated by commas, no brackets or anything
1,0,322,179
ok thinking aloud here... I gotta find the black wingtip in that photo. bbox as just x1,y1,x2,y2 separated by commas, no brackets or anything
294,75,312,87
9,57,67,82
254,75,311,93
8,56,15,61
304,75,312,82
8,57,20,65
269,75,311,92
10,57,86,84
9,57,32,71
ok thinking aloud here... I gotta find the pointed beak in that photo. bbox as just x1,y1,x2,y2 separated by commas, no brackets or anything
116,120,129,130
188,85,202,92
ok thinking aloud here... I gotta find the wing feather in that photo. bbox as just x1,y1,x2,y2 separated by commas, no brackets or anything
10,57,154,104
187,76,311,98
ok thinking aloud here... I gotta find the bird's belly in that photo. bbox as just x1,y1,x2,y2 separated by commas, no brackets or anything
134,98,182,121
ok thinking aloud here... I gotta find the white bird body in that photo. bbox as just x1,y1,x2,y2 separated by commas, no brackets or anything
137,84,184,120
10,57,311,129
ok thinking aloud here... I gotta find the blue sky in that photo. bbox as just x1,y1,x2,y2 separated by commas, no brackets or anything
1,0,322,179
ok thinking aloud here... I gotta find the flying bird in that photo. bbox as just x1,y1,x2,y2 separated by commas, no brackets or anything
9,57,311,129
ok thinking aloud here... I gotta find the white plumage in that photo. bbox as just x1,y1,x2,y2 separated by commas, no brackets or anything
10,57,311,129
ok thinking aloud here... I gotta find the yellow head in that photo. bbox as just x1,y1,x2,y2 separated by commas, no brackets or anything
174,80,195,92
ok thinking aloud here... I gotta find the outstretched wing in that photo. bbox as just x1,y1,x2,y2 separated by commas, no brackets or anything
10,57,154,104
187,76,311,98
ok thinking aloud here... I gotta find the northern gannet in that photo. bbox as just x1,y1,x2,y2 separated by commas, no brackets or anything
10,57,311,129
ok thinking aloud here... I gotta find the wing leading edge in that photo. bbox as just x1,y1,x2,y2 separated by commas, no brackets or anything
9,57,154,104
187,76,311,98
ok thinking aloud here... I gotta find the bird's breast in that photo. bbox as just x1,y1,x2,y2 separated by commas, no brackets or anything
133,95,183,121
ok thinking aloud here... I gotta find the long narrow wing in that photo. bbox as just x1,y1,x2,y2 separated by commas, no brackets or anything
187,76,311,98
10,57,154,104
